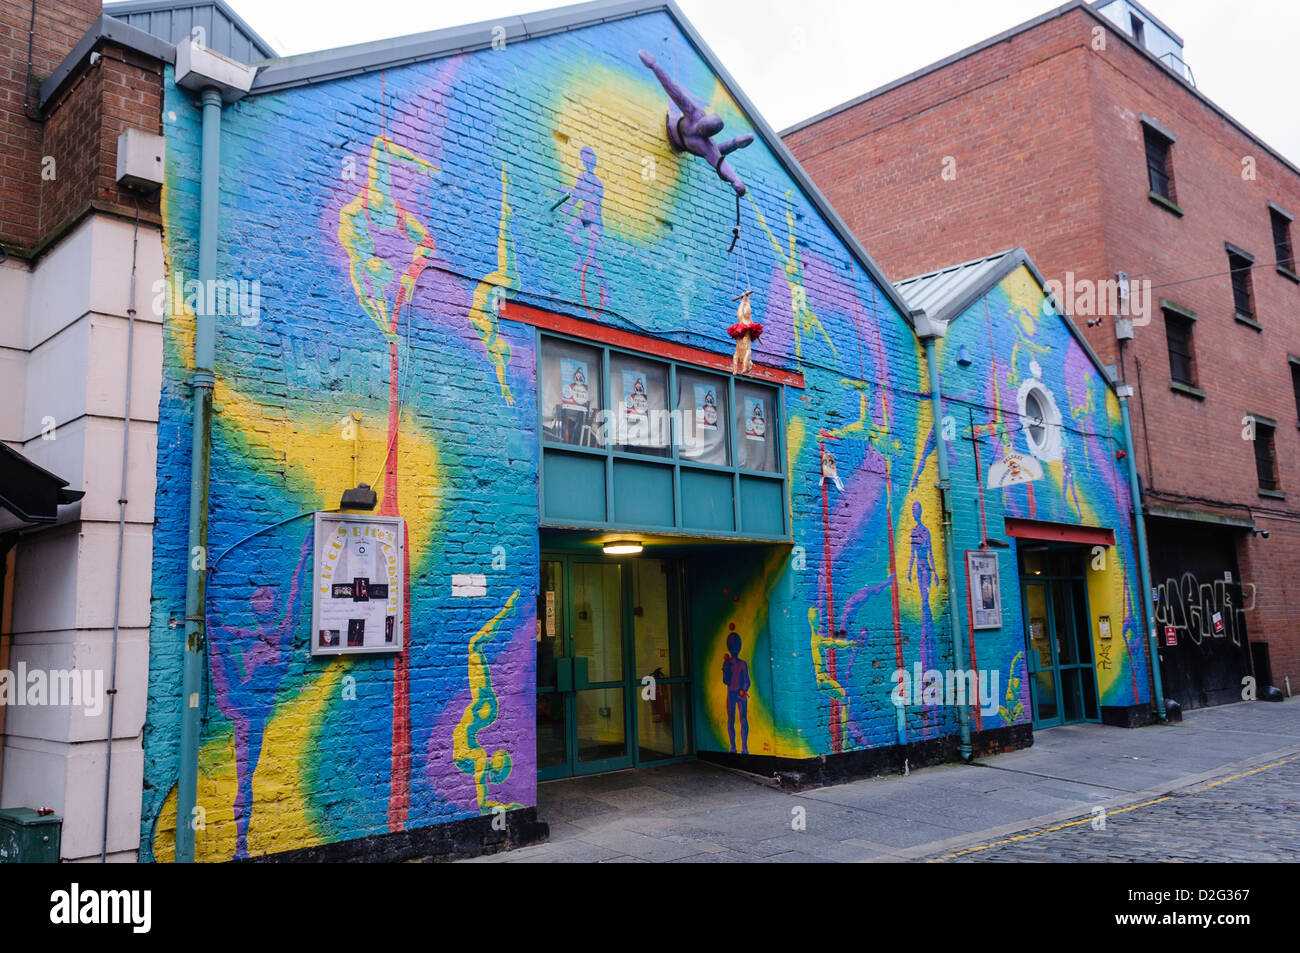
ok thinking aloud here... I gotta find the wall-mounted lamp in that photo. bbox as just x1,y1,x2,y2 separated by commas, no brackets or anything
957,346,973,367
340,483,378,511
602,540,643,556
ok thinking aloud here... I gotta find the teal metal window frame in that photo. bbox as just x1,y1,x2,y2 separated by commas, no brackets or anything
537,329,790,540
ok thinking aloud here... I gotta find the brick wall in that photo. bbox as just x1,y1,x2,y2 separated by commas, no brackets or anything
785,4,1300,696
0,2,165,256
0,0,101,250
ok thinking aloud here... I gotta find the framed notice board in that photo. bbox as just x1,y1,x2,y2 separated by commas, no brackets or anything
310,512,404,656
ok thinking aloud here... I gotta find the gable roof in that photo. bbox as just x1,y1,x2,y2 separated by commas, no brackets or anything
105,0,277,61
896,247,1117,390
233,0,920,331
780,0,1300,180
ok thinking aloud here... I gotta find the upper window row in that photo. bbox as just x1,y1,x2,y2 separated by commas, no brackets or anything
1142,118,1298,283
539,336,781,474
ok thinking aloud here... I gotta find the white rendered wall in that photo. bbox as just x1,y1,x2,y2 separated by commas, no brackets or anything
0,213,163,862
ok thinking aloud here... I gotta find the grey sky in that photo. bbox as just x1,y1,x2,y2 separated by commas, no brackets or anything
231,0,1300,166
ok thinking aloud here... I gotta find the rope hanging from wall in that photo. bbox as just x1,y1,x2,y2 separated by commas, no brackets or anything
727,192,761,375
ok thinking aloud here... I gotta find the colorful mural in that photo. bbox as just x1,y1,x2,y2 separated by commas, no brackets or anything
937,263,1150,722
140,7,1142,863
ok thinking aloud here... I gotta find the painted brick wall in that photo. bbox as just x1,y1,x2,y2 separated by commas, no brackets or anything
938,264,1150,723
785,4,1300,696
140,9,951,862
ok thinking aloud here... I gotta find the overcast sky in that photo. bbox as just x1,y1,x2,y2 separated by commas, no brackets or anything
229,0,1300,165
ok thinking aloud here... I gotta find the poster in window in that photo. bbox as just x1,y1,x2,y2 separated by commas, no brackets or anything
560,358,590,410
967,551,1002,630
621,369,650,443
694,383,719,432
744,396,767,442
311,513,404,656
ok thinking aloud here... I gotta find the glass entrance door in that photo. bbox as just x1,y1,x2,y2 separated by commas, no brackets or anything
537,553,692,780
1019,547,1101,729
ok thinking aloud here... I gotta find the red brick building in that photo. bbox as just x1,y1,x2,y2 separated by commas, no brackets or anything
785,0,1300,709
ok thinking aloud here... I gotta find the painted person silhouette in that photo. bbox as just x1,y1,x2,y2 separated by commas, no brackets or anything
557,146,607,310
721,628,750,754
907,500,937,676
206,531,312,859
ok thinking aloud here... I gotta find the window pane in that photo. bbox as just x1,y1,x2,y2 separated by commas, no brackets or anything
735,383,778,472
632,559,683,677
609,353,669,456
1255,425,1277,490
1165,314,1194,385
1272,212,1294,271
676,369,729,466
541,338,603,447
1144,128,1171,199
1229,255,1253,316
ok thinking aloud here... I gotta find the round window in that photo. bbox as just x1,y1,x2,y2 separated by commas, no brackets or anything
1017,379,1062,461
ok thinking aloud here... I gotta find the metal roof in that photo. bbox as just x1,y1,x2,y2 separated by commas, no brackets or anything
895,249,1019,326
104,0,276,62
895,247,1117,389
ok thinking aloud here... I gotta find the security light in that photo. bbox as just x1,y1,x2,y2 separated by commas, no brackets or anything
602,540,643,555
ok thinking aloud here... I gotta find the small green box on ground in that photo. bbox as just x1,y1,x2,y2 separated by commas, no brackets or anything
0,807,62,863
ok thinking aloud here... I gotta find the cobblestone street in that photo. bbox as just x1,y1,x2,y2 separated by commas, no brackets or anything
930,754,1300,862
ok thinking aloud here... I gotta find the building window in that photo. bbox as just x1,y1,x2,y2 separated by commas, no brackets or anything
1271,205,1296,275
1164,308,1197,387
538,332,788,537
1252,418,1279,493
1130,13,1146,47
1227,247,1256,322
1142,123,1174,202
1290,359,1300,423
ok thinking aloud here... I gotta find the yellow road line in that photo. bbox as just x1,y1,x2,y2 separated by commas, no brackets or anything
926,754,1300,862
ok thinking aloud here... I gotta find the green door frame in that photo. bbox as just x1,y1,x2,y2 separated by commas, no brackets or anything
1020,546,1103,730
538,551,693,781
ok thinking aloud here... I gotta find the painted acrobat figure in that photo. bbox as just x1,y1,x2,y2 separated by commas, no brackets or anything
721,628,751,754
206,531,312,859
453,591,524,814
556,145,608,313
907,500,937,674
638,50,754,196
808,606,857,732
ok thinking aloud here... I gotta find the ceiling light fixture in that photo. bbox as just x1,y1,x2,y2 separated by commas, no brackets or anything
602,540,643,556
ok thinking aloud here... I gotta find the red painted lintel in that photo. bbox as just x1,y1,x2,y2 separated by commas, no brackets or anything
503,301,806,389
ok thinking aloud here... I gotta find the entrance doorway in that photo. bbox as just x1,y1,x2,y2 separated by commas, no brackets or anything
1018,546,1101,728
537,554,692,780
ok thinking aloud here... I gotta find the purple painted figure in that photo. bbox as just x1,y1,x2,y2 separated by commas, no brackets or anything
556,145,608,311
907,501,937,678
638,50,754,196
721,628,750,754
206,532,312,859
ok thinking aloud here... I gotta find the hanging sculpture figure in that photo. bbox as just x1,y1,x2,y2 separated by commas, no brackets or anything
728,291,763,375
638,50,754,196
